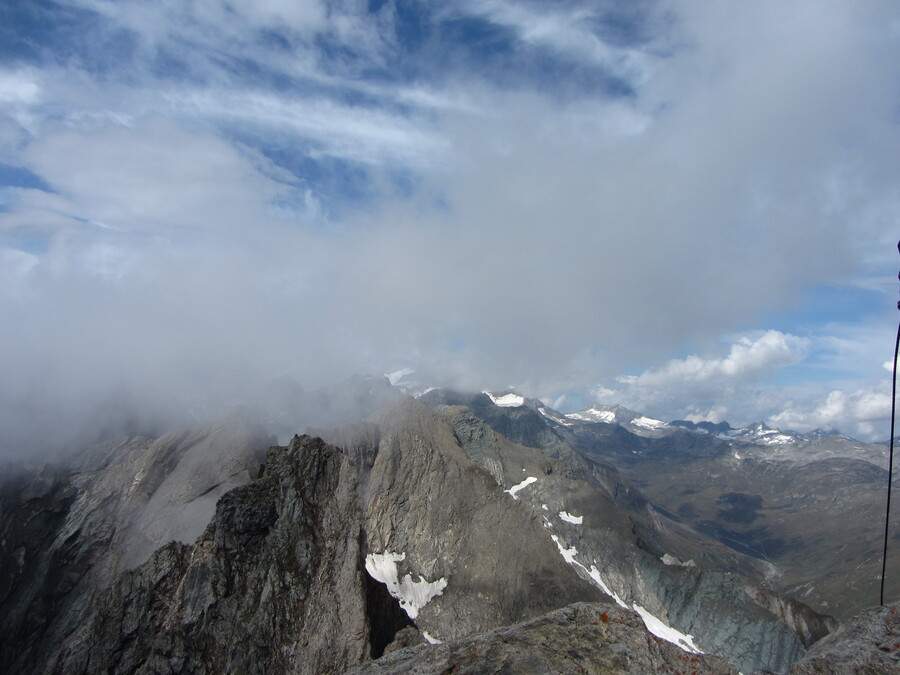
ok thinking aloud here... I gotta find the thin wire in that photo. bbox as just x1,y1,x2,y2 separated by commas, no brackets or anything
880,244,900,607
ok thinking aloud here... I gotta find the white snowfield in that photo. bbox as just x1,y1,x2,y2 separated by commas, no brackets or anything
485,392,525,407
631,604,703,654
364,552,447,620
549,535,703,655
559,511,583,525
386,368,414,385
760,433,795,445
632,416,668,430
565,407,617,423
718,424,798,446
505,476,537,499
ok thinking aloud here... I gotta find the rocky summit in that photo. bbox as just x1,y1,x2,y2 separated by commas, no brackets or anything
0,387,896,674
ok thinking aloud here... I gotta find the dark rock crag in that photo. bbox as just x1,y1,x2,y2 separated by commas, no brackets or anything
0,422,272,674
48,436,371,674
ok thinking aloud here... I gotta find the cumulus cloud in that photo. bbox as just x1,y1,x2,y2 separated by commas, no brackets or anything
771,387,892,440
590,330,806,418
616,331,806,391
587,328,893,440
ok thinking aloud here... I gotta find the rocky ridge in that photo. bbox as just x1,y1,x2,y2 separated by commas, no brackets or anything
47,435,371,673
0,389,889,673
350,602,739,675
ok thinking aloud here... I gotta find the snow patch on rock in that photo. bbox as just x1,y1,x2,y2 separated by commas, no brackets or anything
550,534,627,609
549,536,702,655
364,551,447,620
632,603,703,654
485,392,525,407
559,511,583,525
505,476,537,499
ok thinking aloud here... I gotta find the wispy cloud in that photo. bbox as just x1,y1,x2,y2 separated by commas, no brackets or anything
451,0,658,84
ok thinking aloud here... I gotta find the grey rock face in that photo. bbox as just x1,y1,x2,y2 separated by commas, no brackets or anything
789,602,900,674
349,602,739,675
47,436,372,674
0,421,272,674
357,398,607,641
0,393,847,675
425,400,832,674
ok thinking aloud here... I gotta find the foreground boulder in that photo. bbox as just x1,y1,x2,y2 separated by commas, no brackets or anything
350,602,738,675
789,601,900,674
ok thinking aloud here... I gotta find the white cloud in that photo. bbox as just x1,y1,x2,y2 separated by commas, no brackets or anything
2,1,900,452
0,248,39,298
770,386,892,439
18,119,287,235
685,405,728,425
587,326,893,440
0,68,41,105
590,331,806,417
453,0,656,84
228,0,328,33
628,331,806,391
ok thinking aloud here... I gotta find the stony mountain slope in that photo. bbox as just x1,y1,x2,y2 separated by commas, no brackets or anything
789,601,900,674
0,421,272,674
443,390,898,621
48,436,370,674
350,602,739,675
558,414,898,619
414,394,834,673
0,389,881,674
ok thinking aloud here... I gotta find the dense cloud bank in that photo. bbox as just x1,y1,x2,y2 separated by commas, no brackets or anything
1,0,899,452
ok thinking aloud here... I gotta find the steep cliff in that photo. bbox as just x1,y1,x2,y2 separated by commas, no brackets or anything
0,421,272,674
47,436,372,674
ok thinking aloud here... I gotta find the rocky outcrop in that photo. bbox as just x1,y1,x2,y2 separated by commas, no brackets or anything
789,602,900,674
0,394,845,675
422,400,833,674
349,602,739,675
357,398,607,641
47,436,372,674
0,421,272,674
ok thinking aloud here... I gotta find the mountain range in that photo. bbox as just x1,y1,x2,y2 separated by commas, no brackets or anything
0,376,897,673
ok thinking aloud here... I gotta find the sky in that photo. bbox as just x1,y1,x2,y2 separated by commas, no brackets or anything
1,0,899,448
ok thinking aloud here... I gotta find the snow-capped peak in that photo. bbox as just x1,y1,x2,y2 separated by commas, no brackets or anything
719,422,799,445
485,391,526,407
632,416,668,430
565,407,618,423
